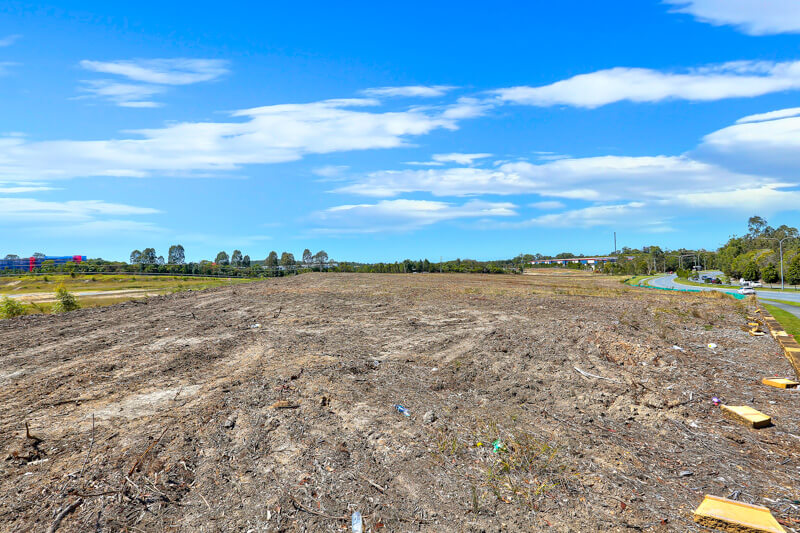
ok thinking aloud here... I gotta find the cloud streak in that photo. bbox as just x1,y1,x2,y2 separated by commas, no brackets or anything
665,0,800,35
80,58,229,85
314,199,517,234
361,85,456,98
0,198,158,222
79,58,229,107
0,34,21,47
494,61,800,108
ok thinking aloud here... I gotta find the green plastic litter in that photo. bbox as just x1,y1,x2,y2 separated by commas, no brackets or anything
629,280,745,300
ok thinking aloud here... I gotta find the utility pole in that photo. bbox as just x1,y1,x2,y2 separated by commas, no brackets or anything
613,232,617,256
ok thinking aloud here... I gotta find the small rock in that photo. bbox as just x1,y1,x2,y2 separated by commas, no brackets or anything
678,470,693,477
223,415,237,429
423,410,437,424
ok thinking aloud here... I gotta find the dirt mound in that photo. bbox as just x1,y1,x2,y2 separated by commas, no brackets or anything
0,273,797,531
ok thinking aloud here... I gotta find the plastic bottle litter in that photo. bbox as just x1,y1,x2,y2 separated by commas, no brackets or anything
707,343,717,349
351,511,363,533
492,439,507,453
711,396,721,406
394,404,410,417
672,345,685,352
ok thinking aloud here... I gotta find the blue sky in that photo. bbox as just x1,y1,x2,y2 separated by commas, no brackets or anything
2,1,800,262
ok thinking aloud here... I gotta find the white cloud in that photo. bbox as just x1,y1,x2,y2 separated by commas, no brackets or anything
672,184,800,211
78,80,165,108
80,58,229,85
312,165,350,179
405,152,492,167
0,185,54,193
0,198,159,222
0,34,21,47
335,155,762,202
695,110,800,178
361,85,456,98
529,201,565,210
314,199,517,234
432,153,492,165
665,0,800,35
0,99,471,180
736,107,800,124
494,60,800,108
440,97,494,119
54,219,164,236
521,202,648,228
79,58,229,107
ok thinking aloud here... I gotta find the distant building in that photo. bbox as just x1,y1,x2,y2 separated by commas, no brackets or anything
0,255,86,271
529,256,634,267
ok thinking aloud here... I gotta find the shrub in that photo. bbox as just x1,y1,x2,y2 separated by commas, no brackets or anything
0,296,25,318
52,284,80,313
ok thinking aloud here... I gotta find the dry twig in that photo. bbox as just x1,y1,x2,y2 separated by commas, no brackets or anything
128,426,169,476
47,498,82,533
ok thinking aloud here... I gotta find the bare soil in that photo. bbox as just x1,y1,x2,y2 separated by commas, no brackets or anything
0,272,798,532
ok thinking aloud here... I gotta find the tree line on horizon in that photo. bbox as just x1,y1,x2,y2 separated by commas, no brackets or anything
7,216,795,283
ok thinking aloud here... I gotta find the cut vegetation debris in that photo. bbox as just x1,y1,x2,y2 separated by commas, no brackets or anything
0,272,798,531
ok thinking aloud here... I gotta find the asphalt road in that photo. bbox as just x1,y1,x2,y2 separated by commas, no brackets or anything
647,273,800,319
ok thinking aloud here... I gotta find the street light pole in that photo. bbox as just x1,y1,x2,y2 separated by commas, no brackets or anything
760,236,797,290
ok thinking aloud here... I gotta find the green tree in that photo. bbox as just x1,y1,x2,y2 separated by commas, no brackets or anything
748,215,768,237
141,248,157,265
742,261,760,282
130,250,142,264
168,244,185,264
302,249,312,265
266,251,279,267
215,251,230,265
762,263,779,283
3,254,19,260
242,255,251,267
32,252,46,259
280,252,295,267
314,250,329,267
157,256,165,266
787,255,800,285
231,250,243,267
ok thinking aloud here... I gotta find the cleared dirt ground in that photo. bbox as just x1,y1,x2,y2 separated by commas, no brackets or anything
0,272,798,532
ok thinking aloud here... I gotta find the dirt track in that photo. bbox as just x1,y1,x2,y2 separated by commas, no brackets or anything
0,273,798,532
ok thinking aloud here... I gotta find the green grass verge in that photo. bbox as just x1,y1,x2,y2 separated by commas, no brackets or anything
672,277,738,289
762,303,800,337
761,298,800,308
624,275,657,286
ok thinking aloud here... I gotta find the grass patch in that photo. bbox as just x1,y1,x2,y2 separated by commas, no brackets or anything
624,275,656,286
762,304,800,337
761,298,800,308
0,296,25,318
673,277,738,289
